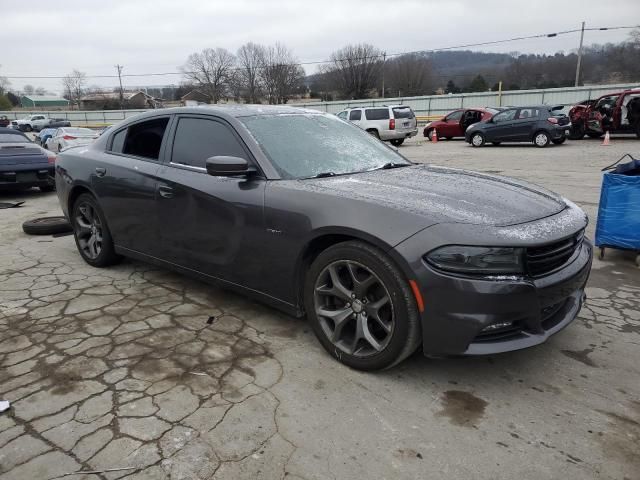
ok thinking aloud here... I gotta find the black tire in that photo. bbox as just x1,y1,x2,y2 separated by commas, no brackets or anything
304,241,421,371
390,139,404,147
533,131,550,148
492,141,501,146
366,129,380,139
552,137,566,145
22,217,72,235
586,131,603,139
425,129,434,140
568,122,585,140
71,193,121,267
470,132,485,147
39,184,55,193
25,125,33,132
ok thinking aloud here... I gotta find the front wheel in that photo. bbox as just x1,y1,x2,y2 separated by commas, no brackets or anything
390,138,404,147
470,132,485,147
305,241,421,371
71,193,121,267
533,131,550,148
552,137,566,145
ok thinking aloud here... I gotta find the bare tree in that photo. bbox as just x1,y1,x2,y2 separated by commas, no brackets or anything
182,48,236,103
0,65,10,96
260,43,304,104
237,42,265,103
62,70,87,110
385,54,433,97
322,44,383,99
23,84,35,95
35,86,46,95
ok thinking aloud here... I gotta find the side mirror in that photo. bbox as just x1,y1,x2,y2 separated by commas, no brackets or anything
205,156,255,177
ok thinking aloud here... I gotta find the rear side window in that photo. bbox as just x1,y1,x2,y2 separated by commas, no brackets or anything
349,110,362,121
517,108,540,119
171,117,247,169
110,117,169,160
365,108,389,120
493,110,517,123
392,107,414,119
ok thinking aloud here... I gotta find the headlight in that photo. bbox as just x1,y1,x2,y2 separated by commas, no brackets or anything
425,246,525,274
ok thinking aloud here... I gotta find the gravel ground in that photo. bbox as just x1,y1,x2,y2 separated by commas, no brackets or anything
0,136,639,480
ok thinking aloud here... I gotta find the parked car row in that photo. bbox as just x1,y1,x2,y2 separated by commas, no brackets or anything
36,127,99,152
9,114,71,132
0,127,57,192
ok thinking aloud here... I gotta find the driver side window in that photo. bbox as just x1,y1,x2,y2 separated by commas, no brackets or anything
493,110,517,123
446,110,463,122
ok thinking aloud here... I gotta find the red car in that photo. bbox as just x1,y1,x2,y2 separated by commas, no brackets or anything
423,107,501,140
568,89,640,139
0,116,10,128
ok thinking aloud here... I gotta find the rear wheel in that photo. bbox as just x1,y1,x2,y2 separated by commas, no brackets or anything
552,137,566,145
390,138,404,147
470,132,485,147
533,131,550,148
25,125,33,132
71,193,121,267
366,129,380,139
425,129,434,141
304,241,421,371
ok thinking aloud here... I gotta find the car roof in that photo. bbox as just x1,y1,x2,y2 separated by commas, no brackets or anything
127,105,324,120
0,127,27,134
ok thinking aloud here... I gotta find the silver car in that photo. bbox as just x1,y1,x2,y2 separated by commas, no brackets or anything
337,105,418,146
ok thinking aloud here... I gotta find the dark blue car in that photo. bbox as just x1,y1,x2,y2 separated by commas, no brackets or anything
0,128,57,192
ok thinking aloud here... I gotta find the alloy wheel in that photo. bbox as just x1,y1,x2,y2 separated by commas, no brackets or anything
75,202,103,259
314,260,395,357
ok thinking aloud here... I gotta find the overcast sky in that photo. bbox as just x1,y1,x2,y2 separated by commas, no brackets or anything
1,0,638,93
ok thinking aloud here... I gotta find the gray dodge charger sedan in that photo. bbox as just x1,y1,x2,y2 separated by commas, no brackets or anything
55,105,592,371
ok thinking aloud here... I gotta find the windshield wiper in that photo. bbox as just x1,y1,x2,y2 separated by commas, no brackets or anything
312,172,337,178
376,162,411,170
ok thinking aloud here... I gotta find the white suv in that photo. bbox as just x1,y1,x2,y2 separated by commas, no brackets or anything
336,105,418,146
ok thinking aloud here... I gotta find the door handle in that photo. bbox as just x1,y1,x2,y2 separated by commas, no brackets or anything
158,185,174,199
95,167,106,177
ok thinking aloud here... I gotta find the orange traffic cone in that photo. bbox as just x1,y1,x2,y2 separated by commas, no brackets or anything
431,128,438,143
602,131,611,146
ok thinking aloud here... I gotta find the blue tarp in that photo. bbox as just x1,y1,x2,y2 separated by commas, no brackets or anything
595,158,640,251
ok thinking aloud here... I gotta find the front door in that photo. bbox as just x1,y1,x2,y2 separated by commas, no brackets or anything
484,109,517,142
510,108,540,141
155,115,266,289
439,110,464,137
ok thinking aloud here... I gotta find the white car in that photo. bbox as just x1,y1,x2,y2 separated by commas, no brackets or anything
336,105,418,146
47,127,98,152
14,114,51,132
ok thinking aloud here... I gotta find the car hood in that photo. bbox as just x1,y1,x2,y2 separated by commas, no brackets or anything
294,164,566,227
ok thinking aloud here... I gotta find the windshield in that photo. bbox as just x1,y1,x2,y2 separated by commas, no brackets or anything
0,133,30,143
240,114,410,179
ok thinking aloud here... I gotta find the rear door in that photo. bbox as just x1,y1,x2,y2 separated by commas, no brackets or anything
93,116,171,255
154,115,266,287
510,108,540,141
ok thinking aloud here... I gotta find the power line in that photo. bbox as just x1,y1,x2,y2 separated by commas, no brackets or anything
3,24,638,80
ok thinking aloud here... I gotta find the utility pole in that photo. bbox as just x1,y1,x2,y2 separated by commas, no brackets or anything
574,22,585,87
115,64,124,109
381,52,386,99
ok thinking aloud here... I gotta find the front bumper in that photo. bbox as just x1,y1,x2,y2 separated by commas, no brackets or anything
392,205,592,356
417,240,591,355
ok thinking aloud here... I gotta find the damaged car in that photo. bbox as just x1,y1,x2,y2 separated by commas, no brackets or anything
568,89,640,139
55,106,592,371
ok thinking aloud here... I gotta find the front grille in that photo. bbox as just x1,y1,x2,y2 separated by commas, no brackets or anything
526,231,583,277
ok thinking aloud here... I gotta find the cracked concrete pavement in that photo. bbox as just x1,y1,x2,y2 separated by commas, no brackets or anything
1,138,639,479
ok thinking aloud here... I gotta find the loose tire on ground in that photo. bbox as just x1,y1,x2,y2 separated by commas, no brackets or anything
304,240,421,371
22,217,72,235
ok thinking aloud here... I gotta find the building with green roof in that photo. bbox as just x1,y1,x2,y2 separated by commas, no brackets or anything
20,95,70,108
